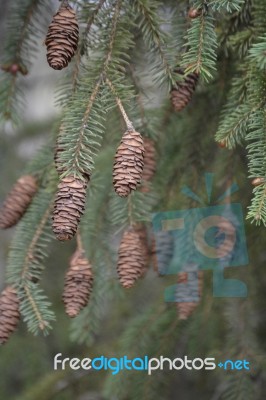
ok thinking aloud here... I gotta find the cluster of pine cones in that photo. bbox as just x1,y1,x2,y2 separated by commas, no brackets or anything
0,1,202,345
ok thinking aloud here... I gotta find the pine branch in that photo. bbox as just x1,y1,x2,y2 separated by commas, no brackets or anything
181,10,218,82
129,0,175,87
56,0,135,180
110,190,156,229
6,181,57,335
0,0,51,123
208,0,245,12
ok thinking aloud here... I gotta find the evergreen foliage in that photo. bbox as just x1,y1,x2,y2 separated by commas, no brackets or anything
0,0,266,398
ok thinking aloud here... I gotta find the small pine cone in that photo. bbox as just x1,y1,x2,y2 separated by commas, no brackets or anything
177,302,198,320
0,175,38,229
252,177,265,186
45,2,79,70
176,271,204,320
188,8,202,19
117,229,145,288
140,138,156,192
0,286,20,345
63,249,93,317
52,176,88,241
113,130,145,197
170,69,199,112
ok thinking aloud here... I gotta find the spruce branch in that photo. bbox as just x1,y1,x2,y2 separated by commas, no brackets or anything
56,0,126,180
0,0,50,123
6,182,57,335
181,10,218,82
208,0,245,12
71,0,109,92
130,0,175,87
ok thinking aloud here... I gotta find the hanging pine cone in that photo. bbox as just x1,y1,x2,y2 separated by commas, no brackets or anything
63,249,93,318
151,231,174,276
170,69,199,112
140,137,156,193
52,176,88,241
0,175,38,229
113,130,145,197
0,286,20,345
176,271,203,320
117,229,145,288
45,2,79,70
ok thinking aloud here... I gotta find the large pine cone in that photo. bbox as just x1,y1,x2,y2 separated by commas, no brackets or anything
63,249,93,318
113,130,145,197
52,176,87,241
0,286,20,345
117,229,145,288
45,3,79,70
0,175,38,229
170,70,199,112
140,137,156,192
176,271,203,320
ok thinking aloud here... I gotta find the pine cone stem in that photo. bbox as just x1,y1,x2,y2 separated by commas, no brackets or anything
106,78,134,131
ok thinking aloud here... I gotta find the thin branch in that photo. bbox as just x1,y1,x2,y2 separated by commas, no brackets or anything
106,77,134,130
21,200,53,282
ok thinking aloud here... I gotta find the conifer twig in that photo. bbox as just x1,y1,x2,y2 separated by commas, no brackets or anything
106,77,134,131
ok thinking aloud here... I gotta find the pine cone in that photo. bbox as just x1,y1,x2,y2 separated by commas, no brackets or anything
63,249,93,317
45,2,79,70
140,138,156,192
176,271,203,320
117,229,145,288
52,176,88,241
0,175,38,229
113,130,145,197
151,231,174,276
170,69,199,112
0,286,20,345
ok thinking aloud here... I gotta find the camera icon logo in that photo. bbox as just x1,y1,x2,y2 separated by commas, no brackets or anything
152,174,249,302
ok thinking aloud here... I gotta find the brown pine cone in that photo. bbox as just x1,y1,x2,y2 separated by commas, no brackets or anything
0,286,20,345
52,176,88,241
63,249,93,318
176,271,204,320
117,229,145,288
0,175,38,229
170,69,199,112
140,138,156,192
177,302,198,320
45,2,79,70
113,130,145,197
